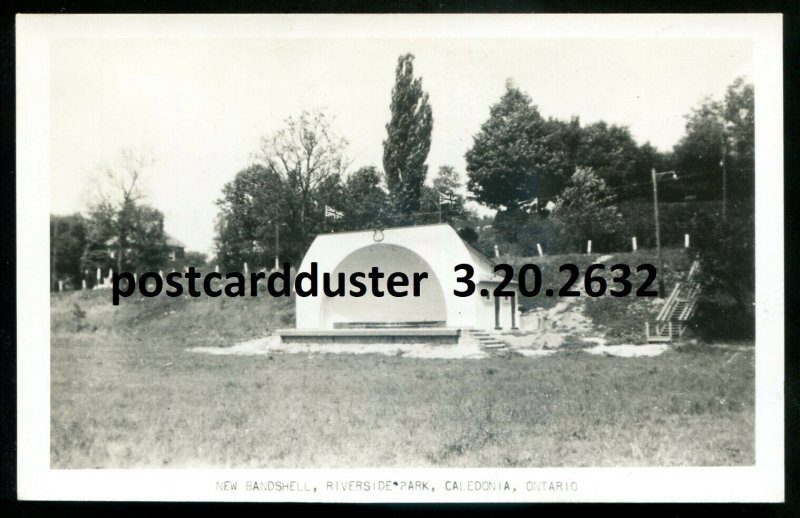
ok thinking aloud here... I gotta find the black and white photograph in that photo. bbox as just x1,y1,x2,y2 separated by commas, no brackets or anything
16,14,783,502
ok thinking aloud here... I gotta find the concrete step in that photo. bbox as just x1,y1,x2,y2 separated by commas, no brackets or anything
481,343,509,349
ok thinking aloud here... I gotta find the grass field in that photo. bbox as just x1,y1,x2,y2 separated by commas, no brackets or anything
50,279,755,468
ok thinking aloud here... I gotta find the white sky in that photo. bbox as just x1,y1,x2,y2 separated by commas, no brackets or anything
49,37,752,255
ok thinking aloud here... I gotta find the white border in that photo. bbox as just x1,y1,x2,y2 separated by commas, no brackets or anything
16,13,784,502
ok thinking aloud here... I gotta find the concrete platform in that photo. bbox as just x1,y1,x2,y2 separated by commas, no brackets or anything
277,327,461,344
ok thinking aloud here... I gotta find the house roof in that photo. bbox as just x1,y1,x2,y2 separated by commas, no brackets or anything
104,232,186,249
164,232,186,249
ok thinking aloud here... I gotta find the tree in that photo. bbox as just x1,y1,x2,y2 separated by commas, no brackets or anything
672,77,754,201
123,205,169,272
184,251,208,267
341,166,391,230
214,164,289,270
420,165,469,224
50,213,88,290
257,110,349,255
576,121,645,194
550,167,623,253
689,210,754,338
465,81,575,211
84,149,168,273
382,53,433,220
722,77,755,197
672,96,725,200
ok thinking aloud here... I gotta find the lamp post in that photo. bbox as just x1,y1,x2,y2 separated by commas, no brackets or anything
720,135,727,222
651,168,678,297
719,119,736,222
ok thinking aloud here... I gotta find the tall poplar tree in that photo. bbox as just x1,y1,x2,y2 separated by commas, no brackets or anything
382,53,433,221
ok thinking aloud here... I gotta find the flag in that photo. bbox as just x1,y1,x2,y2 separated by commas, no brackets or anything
325,205,343,220
438,191,456,205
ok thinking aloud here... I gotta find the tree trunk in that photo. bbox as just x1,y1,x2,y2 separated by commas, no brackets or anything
117,239,123,274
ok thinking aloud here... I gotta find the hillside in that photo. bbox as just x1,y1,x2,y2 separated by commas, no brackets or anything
498,248,694,344
53,247,697,349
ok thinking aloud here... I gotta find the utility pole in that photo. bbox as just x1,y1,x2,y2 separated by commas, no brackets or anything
651,168,662,297
720,132,728,222
274,222,280,271
651,168,677,298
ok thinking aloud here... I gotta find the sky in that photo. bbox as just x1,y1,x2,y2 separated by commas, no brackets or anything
49,36,752,256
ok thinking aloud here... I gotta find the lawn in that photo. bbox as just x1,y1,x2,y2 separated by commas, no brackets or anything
50,287,754,468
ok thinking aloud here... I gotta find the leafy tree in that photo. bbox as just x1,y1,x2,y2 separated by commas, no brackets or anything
382,53,433,220
214,164,289,270
341,166,391,230
550,167,623,253
576,121,644,193
216,111,349,268
465,81,575,210
124,205,169,271
83,203,169,274
257,110,349,256
490,206,536,256
672,97,725,199
83,149,168,273
722,77,755,195
50,213,88,290
184,251,208,268
689,210,754,336
672,77,754,201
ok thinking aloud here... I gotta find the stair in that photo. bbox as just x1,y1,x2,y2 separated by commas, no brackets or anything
646,261,701,343
468,329,510,351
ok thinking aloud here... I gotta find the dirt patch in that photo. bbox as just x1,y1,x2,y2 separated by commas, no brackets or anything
189,333,488,359
585,343,669,357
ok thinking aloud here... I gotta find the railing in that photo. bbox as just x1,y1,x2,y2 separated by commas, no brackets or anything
688,260,700,278
647,260,702,343
656,282,682,322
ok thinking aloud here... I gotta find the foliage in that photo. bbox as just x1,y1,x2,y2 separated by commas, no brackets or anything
688,210,755,336
341,166,391,230
50,214,88,290
672,76,754,201
214,111,349,268
82,149,169,274
615,198,753,250
184,251,208,268
125,205,169,272
419,165,469,224
257,110,349,256
576,122,669,200
383,54,433,220
456,226,479,246
214,164,290,270
465,81,575,210
550,168,623,253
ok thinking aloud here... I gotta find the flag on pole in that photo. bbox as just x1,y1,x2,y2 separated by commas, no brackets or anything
438,191,456,205
325,205,343,220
